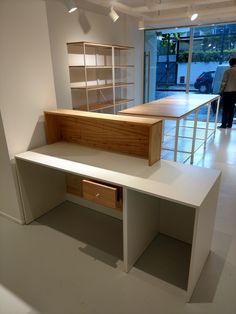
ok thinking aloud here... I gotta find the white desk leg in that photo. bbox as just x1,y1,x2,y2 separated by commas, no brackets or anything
190,110,198,165
204,102,211,149
174,120,180,162
123,188,160,272
186,176,221,302
214,96,220,137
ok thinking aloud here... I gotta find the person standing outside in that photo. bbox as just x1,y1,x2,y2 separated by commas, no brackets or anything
218,58,236,128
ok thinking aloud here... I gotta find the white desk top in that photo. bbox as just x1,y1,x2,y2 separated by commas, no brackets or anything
15,142,221,208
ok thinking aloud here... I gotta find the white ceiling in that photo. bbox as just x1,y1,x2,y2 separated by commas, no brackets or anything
84,0,236,29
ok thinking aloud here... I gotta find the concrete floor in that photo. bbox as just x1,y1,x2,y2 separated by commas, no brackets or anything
0,126,236,314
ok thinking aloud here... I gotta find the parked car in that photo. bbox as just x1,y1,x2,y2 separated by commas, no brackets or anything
194,71,215,93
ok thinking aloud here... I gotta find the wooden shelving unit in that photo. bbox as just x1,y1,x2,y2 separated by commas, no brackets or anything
67,41,134,114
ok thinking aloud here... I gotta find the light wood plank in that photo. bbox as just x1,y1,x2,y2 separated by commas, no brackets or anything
119,94,220,119
67,41,113,49
44,114,61,143
149,120,162,166
45,109,160,124
82,179,118,209
44,110,162,166
70,81,134,90
66,173,83,197
77,98,134,112
69,65,113,69
67,41,134,50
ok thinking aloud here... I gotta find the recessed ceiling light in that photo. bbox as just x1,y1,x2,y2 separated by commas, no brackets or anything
191,13,198,21
109,7,119,22
138,20,145,30
66,0,78,13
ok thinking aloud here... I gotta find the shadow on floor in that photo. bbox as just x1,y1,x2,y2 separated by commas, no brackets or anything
36,203,191,291
36,201,123,268
135,234,191,291
34,202,231,303
190,230,232,303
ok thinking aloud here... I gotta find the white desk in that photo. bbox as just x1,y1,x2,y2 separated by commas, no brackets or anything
15,142,221,301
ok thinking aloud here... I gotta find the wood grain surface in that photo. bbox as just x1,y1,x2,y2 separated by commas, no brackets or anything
82,179,118,209
44,109,162,166
119,94,220,119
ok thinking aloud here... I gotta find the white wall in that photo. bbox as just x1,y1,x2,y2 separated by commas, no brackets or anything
45,0,144,108
125,18,144,106
0,0,144,222
0,113,23,223
0,0,57,159
0,0,57,221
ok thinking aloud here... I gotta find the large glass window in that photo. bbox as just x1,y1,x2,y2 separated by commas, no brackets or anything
144,27,190,102
144,23,236,124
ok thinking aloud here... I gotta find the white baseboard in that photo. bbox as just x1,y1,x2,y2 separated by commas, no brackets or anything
0,210,25,224
66,193,123,220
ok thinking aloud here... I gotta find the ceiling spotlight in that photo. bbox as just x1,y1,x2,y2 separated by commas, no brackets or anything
190,12,198,21
138,20,145,30
66,0,78,13
188,4,198,22
109,7,119,22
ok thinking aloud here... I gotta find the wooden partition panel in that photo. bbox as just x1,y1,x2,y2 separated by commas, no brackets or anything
44,109,162,166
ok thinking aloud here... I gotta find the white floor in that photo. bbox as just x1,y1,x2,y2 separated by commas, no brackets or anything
1,126,236,314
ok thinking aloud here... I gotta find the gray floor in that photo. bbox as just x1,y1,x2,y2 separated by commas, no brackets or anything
1,126,236,314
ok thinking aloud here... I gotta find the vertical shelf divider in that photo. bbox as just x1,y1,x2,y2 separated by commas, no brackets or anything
83,43,89,111
112,46,116,114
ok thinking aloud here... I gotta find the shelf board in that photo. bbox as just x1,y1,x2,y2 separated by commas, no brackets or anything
69,65,113,69
114,44,134,50
67,41,134,50
79,101,114,112
71,82,134,90
115,82,134,88
115,65,135,68
67,41,112,49
75,99,134,112
69,65,134,69
115,98,134,105
71,83,113,90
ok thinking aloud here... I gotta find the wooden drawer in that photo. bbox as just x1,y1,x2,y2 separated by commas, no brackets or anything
82,179,119,209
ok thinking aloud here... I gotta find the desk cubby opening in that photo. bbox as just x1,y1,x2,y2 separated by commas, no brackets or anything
16,160,124,265
124,189,195,291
